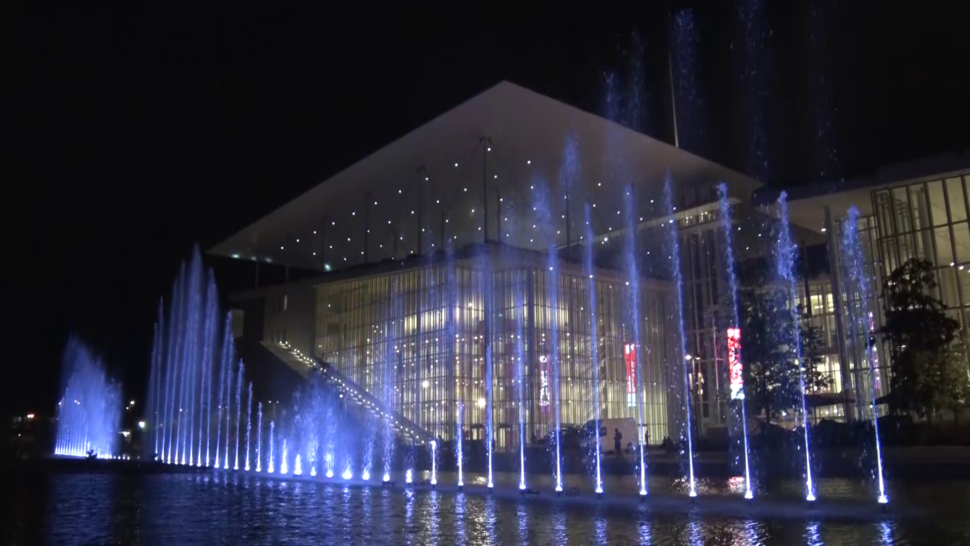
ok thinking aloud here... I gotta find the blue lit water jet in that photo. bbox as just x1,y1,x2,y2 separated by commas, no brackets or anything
548,248,564,493
717,182,754,500
294,453,302,476
430,440,437,486
280,438,288,474
149,302,163,460
221,353,232,470
775,192,816,502
405,468,412,484
255,402,262,472
201,272,217,467
623,183,648,496
663,175,697,498
54,337,122,458
343,466,353,480
381,277,399,485
268,421,275,474
515,286,527,492
481,254,495,490
584,204,604,495
455,401,464,488
164,265,184,464
245,382,252,471
214,311,229,468
842,206,888,505
311,465,317,477
234,362,243,470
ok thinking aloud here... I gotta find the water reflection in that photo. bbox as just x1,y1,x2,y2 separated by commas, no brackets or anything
7,472,970,545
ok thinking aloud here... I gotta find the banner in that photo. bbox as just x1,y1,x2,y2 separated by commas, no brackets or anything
624,344,636,407
727,327,743,400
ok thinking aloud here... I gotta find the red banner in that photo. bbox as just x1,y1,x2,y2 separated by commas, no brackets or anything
727,327,743,400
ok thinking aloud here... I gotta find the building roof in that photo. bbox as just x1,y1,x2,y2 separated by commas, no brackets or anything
755,152,970,233
210,81,761,271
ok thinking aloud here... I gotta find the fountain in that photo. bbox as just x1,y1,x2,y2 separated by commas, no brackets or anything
255,402,262,472
584,204,604,496
455,402,464,489
281,438,288,474
294,453,302,476
842,206,889,505
717,182,754,500
245,383,252,471
149,302,163,460
548,244,564,494
430,440,437,487
481,253,495,490
623,183,648,497
54,337,122,458
268,421,275,474
201,274,216,467
775,192,816,502
233,362,243,470
515,287,527,492
663,174,698,498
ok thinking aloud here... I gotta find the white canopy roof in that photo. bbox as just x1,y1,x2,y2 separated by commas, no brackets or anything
210,81,760,271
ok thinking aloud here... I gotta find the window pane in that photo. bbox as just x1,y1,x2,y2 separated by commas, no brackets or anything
927,180,948,226
898,186,916,232
954,222,970,264
947,177,968,222
939,267,961,309
934,227,954,266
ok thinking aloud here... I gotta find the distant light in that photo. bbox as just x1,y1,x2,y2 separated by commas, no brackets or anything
422,379,429,389
454,163,458,167
26,413,35,420
130,400,135,406
295,238,299,243
526,160,531,164
138,421,146,429
230,253,240,259
324,264,332,271
280,246,284,250
486,147,491,152
313,230,317,234
821,228,827,232
477,398,487,408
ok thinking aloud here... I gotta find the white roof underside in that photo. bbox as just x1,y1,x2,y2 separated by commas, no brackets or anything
210,81,761,271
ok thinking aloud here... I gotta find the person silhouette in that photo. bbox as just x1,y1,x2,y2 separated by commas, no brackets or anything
614,428,623,456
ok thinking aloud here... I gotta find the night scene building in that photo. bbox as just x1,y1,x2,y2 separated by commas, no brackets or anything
211,81,970,445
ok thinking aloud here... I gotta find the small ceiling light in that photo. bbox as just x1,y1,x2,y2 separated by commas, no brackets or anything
526,160,531,164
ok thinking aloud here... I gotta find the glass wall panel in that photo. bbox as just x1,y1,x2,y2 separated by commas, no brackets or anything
947,178,968,222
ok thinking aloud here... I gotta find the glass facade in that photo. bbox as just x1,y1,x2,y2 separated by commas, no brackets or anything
314,250,674,451
872,175,970,329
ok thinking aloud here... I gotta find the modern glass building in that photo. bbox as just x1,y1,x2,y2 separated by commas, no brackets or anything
214,80,970,445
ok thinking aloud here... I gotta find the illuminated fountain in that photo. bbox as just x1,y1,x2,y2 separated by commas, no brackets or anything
267,421,275,474
455,402,464,489
294,453,302,476
623,183,648,497
842,206,889,505
244,383,252,471
54,337,122,458
775,192,816,503
718,182,754,500
430,440,437,487
255,402,262,472
584,204,604,496
233,362,243,471
663,175,698,499
515,288,527,492
280,438,288,475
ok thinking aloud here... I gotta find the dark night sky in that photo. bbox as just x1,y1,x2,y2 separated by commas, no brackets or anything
8,3,969,416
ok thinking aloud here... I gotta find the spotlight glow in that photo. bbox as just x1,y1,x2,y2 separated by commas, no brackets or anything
342,468,352,480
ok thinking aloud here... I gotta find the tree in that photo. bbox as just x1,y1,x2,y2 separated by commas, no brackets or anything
918,333,970,423
734,264,831,428
879,258,960,417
